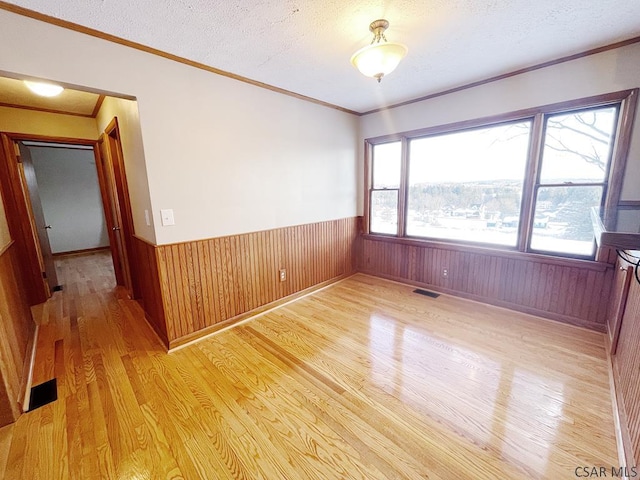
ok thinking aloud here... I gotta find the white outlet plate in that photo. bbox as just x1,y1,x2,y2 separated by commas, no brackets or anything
144,209,151,226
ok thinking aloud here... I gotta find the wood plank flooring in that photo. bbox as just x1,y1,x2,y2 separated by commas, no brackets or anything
1,251,619,479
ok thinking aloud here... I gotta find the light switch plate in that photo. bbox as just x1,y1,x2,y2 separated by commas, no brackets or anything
144,209,151,226
160,209,175,226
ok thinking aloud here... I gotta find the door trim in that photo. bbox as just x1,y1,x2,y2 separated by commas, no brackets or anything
101,117,139,298
96,134,127,287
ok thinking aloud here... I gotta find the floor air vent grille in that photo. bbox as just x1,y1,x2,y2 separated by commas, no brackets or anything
413,289,440,298
28,378,58,411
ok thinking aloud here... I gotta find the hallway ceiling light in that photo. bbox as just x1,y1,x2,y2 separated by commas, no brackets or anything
351,19,408,83
24,80,64,97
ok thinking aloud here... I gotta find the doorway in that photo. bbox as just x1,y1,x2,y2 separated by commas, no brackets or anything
0,127,137,305
97,118,138,298
23,141,112,288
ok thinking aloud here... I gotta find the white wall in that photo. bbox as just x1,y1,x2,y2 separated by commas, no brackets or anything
30,147,109,254
0,10,359,245
359,43,640,214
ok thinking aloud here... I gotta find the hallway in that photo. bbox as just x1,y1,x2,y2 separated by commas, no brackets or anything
2,251,164,478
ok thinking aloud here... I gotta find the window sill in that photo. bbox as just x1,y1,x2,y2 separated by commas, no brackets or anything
361,234,611,272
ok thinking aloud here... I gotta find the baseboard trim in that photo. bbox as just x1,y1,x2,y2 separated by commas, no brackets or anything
141,309,169,348
358,270,607,333
52,246,110,257
20,323,39,414
168,273,354,352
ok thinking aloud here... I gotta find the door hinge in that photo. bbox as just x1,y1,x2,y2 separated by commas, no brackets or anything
42,271,47,279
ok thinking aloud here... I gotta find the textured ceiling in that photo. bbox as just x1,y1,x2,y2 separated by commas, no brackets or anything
3,0,640,113
0,76,100,116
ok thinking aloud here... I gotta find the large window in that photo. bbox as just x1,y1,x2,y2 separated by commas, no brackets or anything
530,106,618,256
406,121,531,247
366,90,637,259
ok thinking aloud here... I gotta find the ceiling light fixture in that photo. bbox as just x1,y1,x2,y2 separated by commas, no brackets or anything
351,19,407,83
23,80,64,97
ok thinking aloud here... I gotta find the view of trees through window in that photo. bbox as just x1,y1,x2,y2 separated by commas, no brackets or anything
406,121,530,246
531,106,617,255
368,102,620,258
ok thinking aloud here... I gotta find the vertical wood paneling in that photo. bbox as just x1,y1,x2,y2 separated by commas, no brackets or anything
612,265,640,468
154,217,358,344
597,273,614,322
211,238,226,323
0,242,35,426
359,237,612,330
132,236,168,345
607,264,632,354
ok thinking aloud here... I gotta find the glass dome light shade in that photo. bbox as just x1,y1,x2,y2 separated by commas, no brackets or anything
351,42,408,80
24,81,64,97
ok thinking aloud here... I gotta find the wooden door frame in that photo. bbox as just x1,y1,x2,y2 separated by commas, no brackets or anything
0,131,139,305
102,117,140,299
96,134,127,288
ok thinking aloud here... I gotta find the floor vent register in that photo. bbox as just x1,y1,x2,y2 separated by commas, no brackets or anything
413,288,441,298
28,378,58,411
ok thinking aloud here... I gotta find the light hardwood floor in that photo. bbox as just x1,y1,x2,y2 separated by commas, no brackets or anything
1,251,618,479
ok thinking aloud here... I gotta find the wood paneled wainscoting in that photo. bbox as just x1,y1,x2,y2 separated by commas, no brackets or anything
0,242,35,426
133,217,359,349
358,235,614,331
607,257,640,470
132,236,168,343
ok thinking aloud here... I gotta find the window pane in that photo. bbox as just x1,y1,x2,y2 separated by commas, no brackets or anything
406,121,531,246
370,190,398,234
529,186,602,256
372,142,401,188
539,107,617,183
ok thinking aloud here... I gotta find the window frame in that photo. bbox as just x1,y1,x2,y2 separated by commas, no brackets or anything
527,104,621,257
364,89,638,260
404,117,534,249
368,140,403,236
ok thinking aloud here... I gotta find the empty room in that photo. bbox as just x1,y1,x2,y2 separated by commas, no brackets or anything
0,1,639,478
